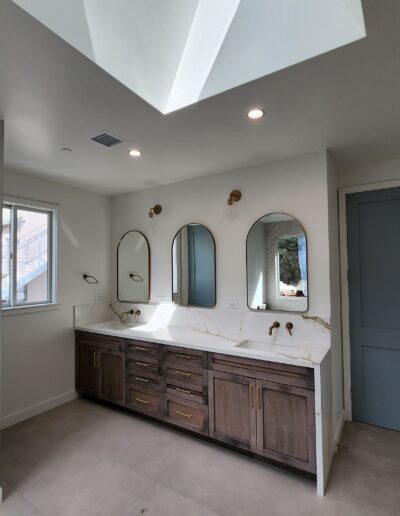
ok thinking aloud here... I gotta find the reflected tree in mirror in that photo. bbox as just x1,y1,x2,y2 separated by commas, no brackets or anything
247,213,308,312
117,230,150,303
172,224,216,307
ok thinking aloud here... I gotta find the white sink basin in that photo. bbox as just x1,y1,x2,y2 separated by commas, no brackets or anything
95,321,139,331
236,340,297,350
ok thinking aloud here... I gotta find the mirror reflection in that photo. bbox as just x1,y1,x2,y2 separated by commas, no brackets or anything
247,213,308,312
172,224,216,307
117,230,150,303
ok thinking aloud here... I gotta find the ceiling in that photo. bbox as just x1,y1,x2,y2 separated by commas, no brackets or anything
11,0,365,114
0,0,400,195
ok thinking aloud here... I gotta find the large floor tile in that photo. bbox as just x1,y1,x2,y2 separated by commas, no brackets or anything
20,455,154,516
124,483,221,516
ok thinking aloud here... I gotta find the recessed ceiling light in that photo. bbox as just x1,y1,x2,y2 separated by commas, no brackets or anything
129,149,142,157
247,108,265,120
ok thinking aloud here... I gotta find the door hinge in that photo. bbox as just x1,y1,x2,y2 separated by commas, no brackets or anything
345,211,348,222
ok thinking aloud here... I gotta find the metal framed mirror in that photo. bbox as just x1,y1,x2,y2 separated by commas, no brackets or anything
117,230,150,303
172,223,216,308
246,213,308,312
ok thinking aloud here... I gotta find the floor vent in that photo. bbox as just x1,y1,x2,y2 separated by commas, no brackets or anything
90,132,123,148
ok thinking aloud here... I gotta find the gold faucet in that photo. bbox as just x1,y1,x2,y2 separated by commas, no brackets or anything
269,321,280,336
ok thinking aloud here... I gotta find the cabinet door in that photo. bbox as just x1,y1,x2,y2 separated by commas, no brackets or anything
208,371,256,451
256,380,316,473
76,343,99,397
98,349,125,406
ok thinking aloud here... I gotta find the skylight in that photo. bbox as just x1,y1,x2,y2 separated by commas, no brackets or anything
13,0,365,114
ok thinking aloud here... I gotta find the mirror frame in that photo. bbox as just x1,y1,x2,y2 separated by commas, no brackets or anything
171,222,217,308
117,230,150,303
246,212,309,313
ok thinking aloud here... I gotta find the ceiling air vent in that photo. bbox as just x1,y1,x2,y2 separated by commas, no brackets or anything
90,131,123,148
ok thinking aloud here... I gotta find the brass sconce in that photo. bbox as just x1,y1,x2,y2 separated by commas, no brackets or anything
227,190,242,206
148,204,162,218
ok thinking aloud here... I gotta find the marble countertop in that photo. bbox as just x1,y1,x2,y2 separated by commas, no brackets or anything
75,321,330,368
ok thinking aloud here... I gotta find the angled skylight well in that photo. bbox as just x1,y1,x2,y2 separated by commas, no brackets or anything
13,0,366,114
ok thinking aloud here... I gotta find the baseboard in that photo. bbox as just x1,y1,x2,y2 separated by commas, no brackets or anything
0,390,78,430
334,409,345,450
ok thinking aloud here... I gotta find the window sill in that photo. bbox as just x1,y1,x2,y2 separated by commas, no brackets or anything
2,303,61,317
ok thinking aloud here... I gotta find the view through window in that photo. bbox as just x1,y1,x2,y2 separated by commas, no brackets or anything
2,202,55,307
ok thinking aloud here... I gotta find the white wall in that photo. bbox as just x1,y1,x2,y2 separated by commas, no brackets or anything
1,170,111,427
112,150,332,315
327,155,343,441
339,157,400,187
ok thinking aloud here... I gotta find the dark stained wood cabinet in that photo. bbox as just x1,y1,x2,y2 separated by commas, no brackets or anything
76,331,316,477
76,332,125,406
98,348,125,406
76,342,98,397
208,371,256,451
256,380,316,473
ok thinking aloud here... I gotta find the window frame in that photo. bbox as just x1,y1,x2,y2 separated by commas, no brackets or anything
2,196,58,310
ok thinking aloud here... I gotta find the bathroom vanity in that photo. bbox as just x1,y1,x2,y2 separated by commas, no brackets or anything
75,323,332,494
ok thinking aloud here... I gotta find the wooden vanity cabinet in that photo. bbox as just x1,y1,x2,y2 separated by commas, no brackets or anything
208,371,256,451
208,353,316,474
75,332,125,406
76,332,316,476
256,380,316,473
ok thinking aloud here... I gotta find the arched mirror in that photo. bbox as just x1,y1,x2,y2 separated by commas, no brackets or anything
247,213,308,312
172,223,216,307
117,230,150,303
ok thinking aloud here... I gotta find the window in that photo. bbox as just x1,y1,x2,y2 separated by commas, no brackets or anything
277,235,308,299
2,200,56,308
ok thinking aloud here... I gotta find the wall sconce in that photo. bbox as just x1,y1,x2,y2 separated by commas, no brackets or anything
83,274,99,284
227,190,241,206
146,204,162,224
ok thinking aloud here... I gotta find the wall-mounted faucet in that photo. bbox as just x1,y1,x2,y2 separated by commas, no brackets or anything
285,322,293,336
268,321,280,336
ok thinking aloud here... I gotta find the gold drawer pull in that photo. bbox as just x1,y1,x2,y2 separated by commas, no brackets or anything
134,361,151,368
135,397,151,405
173,353,192,360
133,346,151,352
176,387,192,394
176,410,193,419
135,377,150,383
175,370,192,377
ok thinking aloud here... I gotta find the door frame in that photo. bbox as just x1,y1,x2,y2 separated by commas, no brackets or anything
339,178,400,421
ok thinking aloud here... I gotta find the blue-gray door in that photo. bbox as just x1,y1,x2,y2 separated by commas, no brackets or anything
187,225,215,307
347,187,400,431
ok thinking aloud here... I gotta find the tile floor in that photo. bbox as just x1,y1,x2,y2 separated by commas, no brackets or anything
0,398,399,516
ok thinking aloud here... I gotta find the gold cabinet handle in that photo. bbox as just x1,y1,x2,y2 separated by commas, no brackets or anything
257,388,262,410
173,353,192,360
135,377,150,383
135,397,151,405
175,370,192,377
176,410,192,419
176,387,192,394
134,361,150,368
134,346,151,352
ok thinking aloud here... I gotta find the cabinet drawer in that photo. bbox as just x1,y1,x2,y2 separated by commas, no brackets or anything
127,356,161,376
166,382,207,405
165,346,207,370
166,365,206,388
76,331,124,352
127,371,163,392
127,339,162,358
126,386,162,416
209,353,314,390
165,397,208,434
